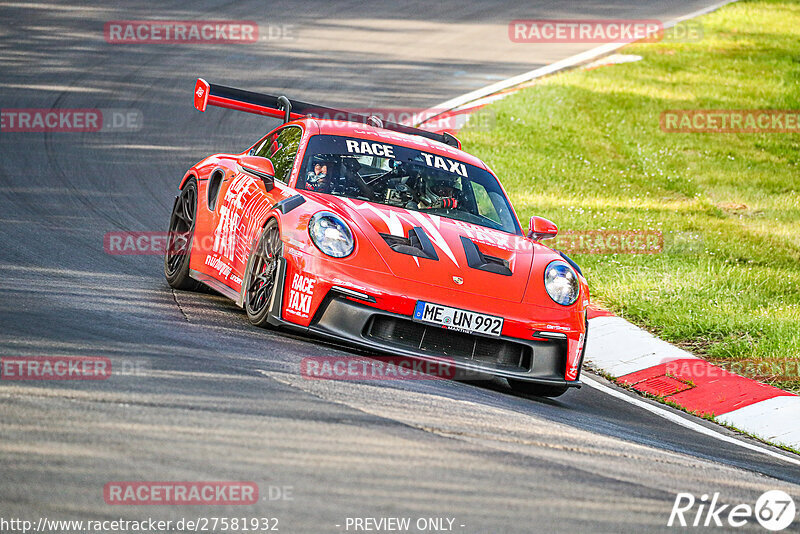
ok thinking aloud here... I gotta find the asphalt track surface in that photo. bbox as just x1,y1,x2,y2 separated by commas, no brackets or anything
1,1,799,533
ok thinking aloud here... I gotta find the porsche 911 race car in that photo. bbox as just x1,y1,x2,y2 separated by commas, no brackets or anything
164,78,589,397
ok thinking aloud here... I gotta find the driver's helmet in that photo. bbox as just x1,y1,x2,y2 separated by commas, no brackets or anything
306,154,336,192
430,178,460,199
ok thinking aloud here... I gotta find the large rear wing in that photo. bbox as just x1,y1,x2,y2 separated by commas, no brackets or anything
193,78,460,148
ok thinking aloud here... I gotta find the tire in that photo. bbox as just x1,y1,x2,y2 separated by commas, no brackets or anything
243,219,283,327
508,379,569,398
164,178,201,291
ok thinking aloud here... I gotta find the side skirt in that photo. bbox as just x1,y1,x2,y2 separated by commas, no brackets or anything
189,269,241,302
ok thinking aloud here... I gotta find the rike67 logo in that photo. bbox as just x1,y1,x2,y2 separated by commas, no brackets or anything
669,490,796,531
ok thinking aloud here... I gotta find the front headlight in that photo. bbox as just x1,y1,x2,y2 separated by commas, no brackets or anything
544,260,580,306
308,211,354,258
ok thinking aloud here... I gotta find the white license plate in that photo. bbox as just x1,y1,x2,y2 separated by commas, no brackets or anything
413,301,504,337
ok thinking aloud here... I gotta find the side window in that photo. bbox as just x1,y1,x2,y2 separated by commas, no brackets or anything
471,181,501,223
254,126,302,183
251,133,276,159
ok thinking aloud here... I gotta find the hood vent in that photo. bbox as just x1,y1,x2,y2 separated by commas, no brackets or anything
380,226,439,261
460,236,512,276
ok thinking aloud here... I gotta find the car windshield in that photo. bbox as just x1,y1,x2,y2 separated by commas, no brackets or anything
297,135,521,234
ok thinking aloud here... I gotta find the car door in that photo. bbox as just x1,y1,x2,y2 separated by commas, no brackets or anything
215,125,304,290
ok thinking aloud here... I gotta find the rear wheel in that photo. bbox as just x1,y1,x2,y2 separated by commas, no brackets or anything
244,219,283,327
508,379,569,398
164,179,201,291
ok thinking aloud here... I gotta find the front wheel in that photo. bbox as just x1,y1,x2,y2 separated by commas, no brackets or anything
244,219,283,327
508,379,569,398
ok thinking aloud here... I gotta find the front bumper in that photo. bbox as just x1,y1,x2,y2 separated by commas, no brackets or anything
312,295,580,387
269,259,581,387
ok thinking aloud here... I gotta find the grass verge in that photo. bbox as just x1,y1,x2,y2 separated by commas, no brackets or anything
460,0,800,392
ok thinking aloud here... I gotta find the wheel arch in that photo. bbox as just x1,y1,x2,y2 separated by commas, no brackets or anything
262,212,281,230
240,215,285,321
254,212,284,265
179,170,199,190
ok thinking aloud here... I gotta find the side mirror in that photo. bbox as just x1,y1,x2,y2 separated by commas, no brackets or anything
239,156,275,191
528,216,558,241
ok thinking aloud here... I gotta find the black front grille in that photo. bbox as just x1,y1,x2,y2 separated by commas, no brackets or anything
365,315,532,371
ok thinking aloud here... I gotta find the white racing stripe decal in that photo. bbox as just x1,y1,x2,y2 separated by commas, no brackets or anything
409,211,459,267
343,199,459,267
582,376,800,467
343,197,405,236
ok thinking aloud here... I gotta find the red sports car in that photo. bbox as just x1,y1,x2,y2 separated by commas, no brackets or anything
164,79,589,397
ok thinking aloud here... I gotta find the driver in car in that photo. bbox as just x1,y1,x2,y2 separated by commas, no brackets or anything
305,156,333,193
422,179,461,209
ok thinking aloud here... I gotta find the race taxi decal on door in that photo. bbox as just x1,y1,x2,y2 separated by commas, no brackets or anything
213,173,258,263
285,272,316,318
208,172,270,284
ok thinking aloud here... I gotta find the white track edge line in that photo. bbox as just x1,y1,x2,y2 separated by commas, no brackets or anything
582,376,800,467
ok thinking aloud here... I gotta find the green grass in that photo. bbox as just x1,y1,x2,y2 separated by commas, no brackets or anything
460,0,800,392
